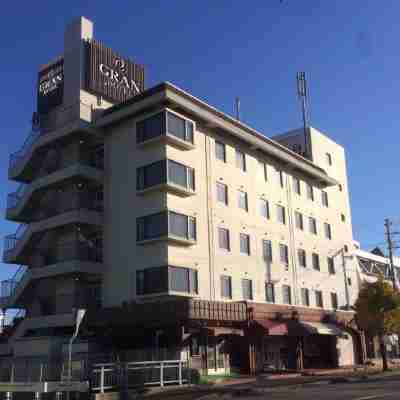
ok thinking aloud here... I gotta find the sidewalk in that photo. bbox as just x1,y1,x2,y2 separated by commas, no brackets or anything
141,363,400,399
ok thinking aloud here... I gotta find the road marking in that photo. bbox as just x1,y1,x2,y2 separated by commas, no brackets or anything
354,394,398,400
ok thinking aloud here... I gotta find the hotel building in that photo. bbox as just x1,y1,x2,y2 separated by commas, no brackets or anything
0,17,365,376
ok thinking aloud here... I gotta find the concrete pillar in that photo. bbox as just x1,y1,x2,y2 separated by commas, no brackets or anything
63,16,93,110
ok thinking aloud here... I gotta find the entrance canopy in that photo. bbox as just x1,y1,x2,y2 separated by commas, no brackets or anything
254,319,344,336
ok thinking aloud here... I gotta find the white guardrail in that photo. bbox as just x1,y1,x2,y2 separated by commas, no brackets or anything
92,360,188,392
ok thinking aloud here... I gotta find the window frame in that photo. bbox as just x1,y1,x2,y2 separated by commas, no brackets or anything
260,198,270,219
265,282,275,303
238,190,249,212
331,292,338,310
262,239,273,262
282,285,292,305
218,227,230,251
216,182,228,205
324,222,332,240
306,183,314,201
312,252,320,271
277,204,286,225
242,278,253,300
298,248,307,268
315,290,324,308
322,190,329,207
215,141,226,162
293,177,301,195
236,149,247,172
279,243,289,267
240,233,251,255
221,275,232,299
295,211,304,230
301,287,310,307
328,257,335,275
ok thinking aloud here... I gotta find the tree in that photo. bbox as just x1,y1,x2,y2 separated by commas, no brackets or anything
354,277,400,371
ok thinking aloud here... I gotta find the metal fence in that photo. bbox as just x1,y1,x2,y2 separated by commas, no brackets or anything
91,360,189,392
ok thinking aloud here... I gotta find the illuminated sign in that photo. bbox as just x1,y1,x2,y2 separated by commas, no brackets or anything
37,59,64,114
84,40,145,103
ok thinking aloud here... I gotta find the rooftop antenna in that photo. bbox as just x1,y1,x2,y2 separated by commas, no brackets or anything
235,97,241,121
296,72,310,157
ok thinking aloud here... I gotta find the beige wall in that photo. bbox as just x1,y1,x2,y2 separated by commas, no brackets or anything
103,107,358,314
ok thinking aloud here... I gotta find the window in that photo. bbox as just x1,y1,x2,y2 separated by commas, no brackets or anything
277,170,284,187
137,160,166,190
315,290,324,308
216,182,228,205
136,111,194,144
236,150,246,172
238,190,248,211
306,183,314,201
301,288,310,306
341,214,346,222
169,266,198,293
324,222,332,240
137,212,168,241
262,240,273,262
168,160,195,190
136,112,165,143
136,266,197,295
328,257,335,275
260,161,268,181
312,253,320,271
242,279,253,300
137,159,194,191
277,205,286,224
322,191,329,207
348,277,352,286
282,285,292,305
259,199,270,219
298,249,307,268
295,211,304,230
309,217,317,235
221,275,232,299
167,111,194,143
218,228,230,251
293,177,301,195
240,233,250,255
170,212,196,240
331,292,338,310
279,244,289,267
215,141,226,162
265,282,275,303
136,211,196,242
326,152,332,166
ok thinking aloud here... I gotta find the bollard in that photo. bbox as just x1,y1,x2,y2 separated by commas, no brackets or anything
35,391,41,400
100,366,105,394
5,391,12,400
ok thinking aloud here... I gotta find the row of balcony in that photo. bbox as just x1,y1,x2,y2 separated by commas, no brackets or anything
3,190,103,263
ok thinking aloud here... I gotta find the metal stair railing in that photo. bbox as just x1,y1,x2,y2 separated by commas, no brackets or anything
9,129,41,172
0,266,28,301
6,183,28,211
3,224,28,256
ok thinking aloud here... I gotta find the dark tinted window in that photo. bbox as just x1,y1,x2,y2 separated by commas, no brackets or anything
137,112,165,143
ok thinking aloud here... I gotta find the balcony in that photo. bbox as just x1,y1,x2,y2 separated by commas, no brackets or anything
6,163,103,222
136,110,195,150
3,191,103,264
0,241,102,309
8,102,98,182
137,159,195,198
136,211,196,246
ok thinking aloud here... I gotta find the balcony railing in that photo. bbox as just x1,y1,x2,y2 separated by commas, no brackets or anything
0,266,27,300
3,191,102,258
6,154,104,215
42,240,103,265
8,101,94,176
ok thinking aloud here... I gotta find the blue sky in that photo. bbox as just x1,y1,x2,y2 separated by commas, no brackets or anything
0,1,398,281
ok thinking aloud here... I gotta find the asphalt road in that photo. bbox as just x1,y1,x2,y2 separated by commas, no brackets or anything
232,375,400,400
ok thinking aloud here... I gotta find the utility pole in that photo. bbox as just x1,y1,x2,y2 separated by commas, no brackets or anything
342,249,350,309
384,218,397,289
296,72,310,158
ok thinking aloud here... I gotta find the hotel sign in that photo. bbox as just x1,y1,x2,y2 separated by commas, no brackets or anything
37,59,64,114
84,40,145,103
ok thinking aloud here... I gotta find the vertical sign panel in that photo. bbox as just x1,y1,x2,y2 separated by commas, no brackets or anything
84,40,145,103
37,59,64,114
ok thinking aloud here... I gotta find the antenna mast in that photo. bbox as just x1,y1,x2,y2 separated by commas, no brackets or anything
296,72,310,157
235,97,241,121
